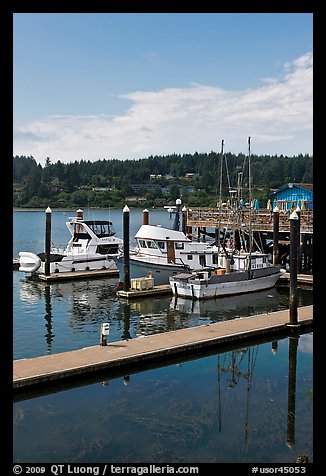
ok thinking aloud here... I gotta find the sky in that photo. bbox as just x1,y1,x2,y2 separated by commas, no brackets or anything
13,13,313,167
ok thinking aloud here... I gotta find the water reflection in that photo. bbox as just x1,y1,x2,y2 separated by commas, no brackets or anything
13,332,313,463
44,285,54,353
15,275,313,361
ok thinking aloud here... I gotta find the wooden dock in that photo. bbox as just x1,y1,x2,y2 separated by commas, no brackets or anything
36,268,119,282
117,284,172,299
13,305,313,394
278,272,313,285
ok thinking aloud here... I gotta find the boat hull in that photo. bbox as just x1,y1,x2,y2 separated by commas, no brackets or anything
170,270,284,300
115,255,190,286
19,252,118,275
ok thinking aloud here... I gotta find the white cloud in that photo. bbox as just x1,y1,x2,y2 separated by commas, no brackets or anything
13,52,313,166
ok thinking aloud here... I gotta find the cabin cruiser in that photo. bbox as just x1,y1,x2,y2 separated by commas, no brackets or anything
18,209,123,276
115,222,232,285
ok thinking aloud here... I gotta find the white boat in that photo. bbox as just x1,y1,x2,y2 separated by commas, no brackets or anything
115,223,232,285
169,138,286,299
169,253,286,299
18,209,123,276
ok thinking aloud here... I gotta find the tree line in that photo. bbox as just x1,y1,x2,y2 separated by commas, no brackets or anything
13,152,313,209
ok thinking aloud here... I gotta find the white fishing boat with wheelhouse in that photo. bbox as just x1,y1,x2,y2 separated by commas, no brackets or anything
169,252,285,300
169,137,286,299
18,209,123,276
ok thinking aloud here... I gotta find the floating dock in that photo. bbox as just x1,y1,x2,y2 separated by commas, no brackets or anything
278,272,313,285
30,268,119,282
13,305,313,394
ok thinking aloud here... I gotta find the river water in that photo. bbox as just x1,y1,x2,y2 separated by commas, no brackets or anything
13,208,313,464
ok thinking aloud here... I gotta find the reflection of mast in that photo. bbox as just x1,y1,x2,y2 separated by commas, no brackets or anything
44,284,54,353
287,335,299,449
216,346,258,441
217,355,222,432
243,346,258,444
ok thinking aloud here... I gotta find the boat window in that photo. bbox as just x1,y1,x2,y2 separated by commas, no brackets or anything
199,254,206,267
85,221,114,237
96,244,119,255
157,241,165,249
146,240,159,249
139,239,147,248
175,242,184,249
187,255,193,260
212,254,218,264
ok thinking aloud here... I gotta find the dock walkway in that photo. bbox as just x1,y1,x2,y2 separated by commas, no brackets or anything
13,305,313,393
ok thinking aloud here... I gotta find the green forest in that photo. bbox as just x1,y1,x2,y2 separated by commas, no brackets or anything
13,152,313,209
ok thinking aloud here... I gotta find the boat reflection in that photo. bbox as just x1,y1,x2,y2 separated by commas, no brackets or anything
170,287,283,319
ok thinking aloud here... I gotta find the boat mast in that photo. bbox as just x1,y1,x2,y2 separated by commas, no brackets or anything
248,136,252,277
217,139,224,250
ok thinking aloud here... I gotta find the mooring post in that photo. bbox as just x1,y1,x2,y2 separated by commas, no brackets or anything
100,322,110,346
142,208,149,225
296,206,301,273
123,205,131,291
45,206,52,276
182,206,187,234
173,198,182,231
272,206,279,265
289,210,299,326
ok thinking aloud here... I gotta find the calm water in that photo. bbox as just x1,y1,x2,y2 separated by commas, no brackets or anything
13,209,313,463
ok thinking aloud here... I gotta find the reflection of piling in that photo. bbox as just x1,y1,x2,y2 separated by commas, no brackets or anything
142,208,149,225
271,340,278,355
45,207,52,276
289,210,299,325
122,302,131,340
272,206,279,265
44,284,53,353
123,205,130,291
287,335,299,448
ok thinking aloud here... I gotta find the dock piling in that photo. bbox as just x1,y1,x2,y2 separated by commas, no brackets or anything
45,206,52,276
123,205,131,291
289,210,299,326
272,206,279,265
142,208,149,225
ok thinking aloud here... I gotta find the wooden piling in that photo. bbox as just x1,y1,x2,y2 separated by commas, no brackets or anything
272,206,279,265
289,210,299,325
45,206,52,276
173,198,182,231
182,206,187,234
142,208,149,225
123,205,130,291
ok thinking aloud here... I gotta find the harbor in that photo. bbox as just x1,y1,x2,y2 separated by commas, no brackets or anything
13,207,314,464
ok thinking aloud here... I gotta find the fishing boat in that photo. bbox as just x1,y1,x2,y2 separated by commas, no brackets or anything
169,138,286,299
18,209,123,276
169,256,285,299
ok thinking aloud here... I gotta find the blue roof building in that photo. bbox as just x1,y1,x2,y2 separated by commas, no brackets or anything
270,183,313,210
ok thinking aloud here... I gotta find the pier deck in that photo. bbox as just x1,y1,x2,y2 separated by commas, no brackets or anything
36,268,119,282
13,305,313,393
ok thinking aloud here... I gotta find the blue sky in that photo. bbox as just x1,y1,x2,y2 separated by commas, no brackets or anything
13,13,313,166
